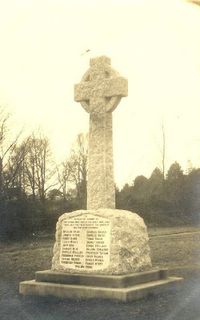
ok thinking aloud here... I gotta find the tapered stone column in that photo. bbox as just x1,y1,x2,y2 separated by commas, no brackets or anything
74,56,128,209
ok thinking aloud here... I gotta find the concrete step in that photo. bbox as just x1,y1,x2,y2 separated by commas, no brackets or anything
19,276,183,302
35,269,168,288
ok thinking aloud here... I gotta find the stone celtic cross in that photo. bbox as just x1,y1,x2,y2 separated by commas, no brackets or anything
74,56,128,210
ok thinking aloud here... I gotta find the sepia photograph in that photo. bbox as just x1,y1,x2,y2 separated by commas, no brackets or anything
0,0,200,319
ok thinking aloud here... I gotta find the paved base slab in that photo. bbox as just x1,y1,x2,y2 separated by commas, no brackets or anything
19,277,182,302
35,269,168,288
19,269,183,302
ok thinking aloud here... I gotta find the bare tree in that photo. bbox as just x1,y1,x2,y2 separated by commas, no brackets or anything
5,139,30,196
57,133,88,208
57,160,73,200
0,107,23,199
24,132,56,202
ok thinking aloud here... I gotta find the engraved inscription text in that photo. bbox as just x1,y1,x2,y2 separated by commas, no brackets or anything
60,214,111,271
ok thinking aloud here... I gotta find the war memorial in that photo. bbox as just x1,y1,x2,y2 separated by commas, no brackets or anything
19,56,182,302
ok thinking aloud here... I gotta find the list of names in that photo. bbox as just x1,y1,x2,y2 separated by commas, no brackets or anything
60,214,111,271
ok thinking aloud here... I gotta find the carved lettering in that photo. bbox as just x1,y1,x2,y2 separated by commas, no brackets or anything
60,214,111,271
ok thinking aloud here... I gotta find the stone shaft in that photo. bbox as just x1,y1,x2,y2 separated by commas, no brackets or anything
87,112,115,210
74,56,128,210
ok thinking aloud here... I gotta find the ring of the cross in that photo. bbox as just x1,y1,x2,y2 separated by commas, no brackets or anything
80,67,121,114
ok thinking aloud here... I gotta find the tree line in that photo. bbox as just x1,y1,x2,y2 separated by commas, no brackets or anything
116,164,200,227
0,107,87,240
0,106,200,240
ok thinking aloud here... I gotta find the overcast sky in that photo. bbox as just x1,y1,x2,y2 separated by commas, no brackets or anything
0,0,200,187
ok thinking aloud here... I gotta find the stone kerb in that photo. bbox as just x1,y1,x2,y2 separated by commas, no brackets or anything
52,209,152,275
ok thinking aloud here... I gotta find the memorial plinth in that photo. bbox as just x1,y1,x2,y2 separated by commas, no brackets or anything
52,209,152,274
19,209,183,301
20,269,182,302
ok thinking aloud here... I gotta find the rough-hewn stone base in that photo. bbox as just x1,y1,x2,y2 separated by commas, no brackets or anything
19,269,183,302
52,209,152,274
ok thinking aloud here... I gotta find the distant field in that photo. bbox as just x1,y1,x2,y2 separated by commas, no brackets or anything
148,226,200,236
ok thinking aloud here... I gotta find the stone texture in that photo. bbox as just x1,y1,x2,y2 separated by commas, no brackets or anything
74,56,128,210
52,209,152,275
88,112,114,210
